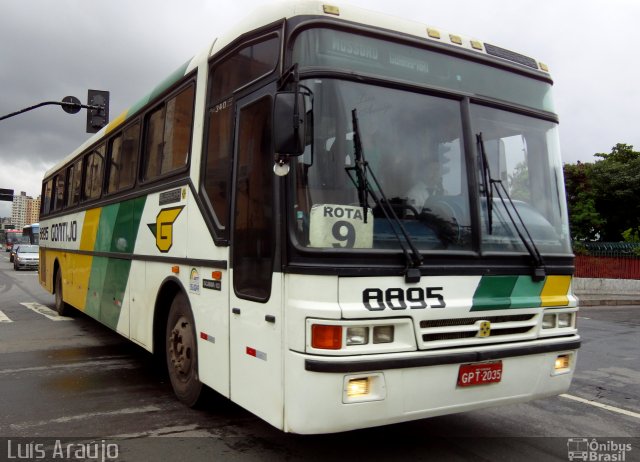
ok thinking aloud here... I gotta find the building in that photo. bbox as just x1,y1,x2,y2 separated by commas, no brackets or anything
26,196,40,225
11,192,40,230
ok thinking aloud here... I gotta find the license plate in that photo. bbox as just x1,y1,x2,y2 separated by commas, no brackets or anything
457,361,503,387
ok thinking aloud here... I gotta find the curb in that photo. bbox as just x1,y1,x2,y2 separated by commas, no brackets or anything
576,297,640,307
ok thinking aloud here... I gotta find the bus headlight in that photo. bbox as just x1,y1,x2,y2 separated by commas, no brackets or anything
346,326,369,345
373,325,394,343
542,313,556,329
558,313,572,328
540,310,577,337
308,320,414,355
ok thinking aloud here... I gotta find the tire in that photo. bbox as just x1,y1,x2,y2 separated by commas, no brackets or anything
13,262,18,271
54,269,71,316
166,292,203,407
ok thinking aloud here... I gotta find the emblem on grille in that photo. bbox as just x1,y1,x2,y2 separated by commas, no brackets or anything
476,320,491,338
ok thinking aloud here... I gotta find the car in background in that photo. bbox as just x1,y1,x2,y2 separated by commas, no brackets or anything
13,245,39,271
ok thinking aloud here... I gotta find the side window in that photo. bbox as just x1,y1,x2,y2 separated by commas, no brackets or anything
232,97,274,301
52,173,65,211
83,144,105,201
203,35,279,239
210,37,280,101
108,122,139,193
66,159,82,207
203,105,233,234
41,180,53,215
143,85,195,181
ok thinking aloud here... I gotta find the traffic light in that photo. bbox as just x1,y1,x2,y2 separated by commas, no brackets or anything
0,188,14,202
86,90,110,133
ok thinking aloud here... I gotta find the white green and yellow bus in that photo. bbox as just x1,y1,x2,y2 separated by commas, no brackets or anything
39,1,579,434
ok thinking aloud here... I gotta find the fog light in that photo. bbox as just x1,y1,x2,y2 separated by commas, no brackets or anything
346,326,369,345
346,378,370,398
555,354,570,371
542,313,556,329
558,313,572,328
373,325,394,343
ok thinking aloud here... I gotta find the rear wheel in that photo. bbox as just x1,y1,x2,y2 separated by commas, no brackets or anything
166,292,203,407
54,269,71,316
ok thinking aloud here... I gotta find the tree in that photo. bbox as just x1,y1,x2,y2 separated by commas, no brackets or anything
591,144,640,241
564,143,640,241
563,161,604,240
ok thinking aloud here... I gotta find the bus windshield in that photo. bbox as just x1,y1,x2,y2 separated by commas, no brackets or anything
5,231,25,248
289,66,570,256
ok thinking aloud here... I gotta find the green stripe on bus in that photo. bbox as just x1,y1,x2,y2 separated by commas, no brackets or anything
84,196,147,329
148,59,192,102
95,203,120,252
509,276,545,308
471,275,546,311
109,196,146,253
124,59,191,119
471,275,519,311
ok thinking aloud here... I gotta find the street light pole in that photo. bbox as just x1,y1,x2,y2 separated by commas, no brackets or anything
0,90,109,133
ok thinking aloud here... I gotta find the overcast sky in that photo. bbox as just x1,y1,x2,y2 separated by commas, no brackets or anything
1,0,638,218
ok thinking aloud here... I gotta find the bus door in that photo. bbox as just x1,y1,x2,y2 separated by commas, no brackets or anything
229,88,284,428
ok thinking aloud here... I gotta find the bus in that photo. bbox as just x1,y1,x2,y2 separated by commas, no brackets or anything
5,229,25,252
23,223,40,245
38,1,579,434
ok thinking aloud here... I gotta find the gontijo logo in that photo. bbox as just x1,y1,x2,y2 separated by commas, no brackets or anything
40,221,78,242
147,206,184,252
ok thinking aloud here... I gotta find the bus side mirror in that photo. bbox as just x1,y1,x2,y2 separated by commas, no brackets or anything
273,92,306,157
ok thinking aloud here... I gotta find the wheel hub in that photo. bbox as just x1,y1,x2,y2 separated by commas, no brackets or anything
169,316,193,378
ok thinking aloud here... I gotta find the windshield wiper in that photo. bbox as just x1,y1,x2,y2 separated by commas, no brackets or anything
349,109,371,224
476,132,546,281
346,109,423,282
476,133,494,234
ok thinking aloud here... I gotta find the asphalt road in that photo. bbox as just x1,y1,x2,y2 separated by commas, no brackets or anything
0,254,638,461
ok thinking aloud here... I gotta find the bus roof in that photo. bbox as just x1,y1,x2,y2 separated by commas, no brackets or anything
44,0,549,178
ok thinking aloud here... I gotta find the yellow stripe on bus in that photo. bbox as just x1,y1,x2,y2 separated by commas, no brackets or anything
540,275,571,307
80,208,102,251
62,208,103,311
104,110,128,135
66,253,94,311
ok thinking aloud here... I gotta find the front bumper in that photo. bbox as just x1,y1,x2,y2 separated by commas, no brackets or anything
284,336,580,434
15,259,39,270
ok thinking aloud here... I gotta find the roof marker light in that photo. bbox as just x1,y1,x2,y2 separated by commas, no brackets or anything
427,28,441,39
471,40,483,51
539,62,549,72
323,5,340,16
449,34,462,45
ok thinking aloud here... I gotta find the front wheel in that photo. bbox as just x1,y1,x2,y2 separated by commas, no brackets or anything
166,292,203,407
